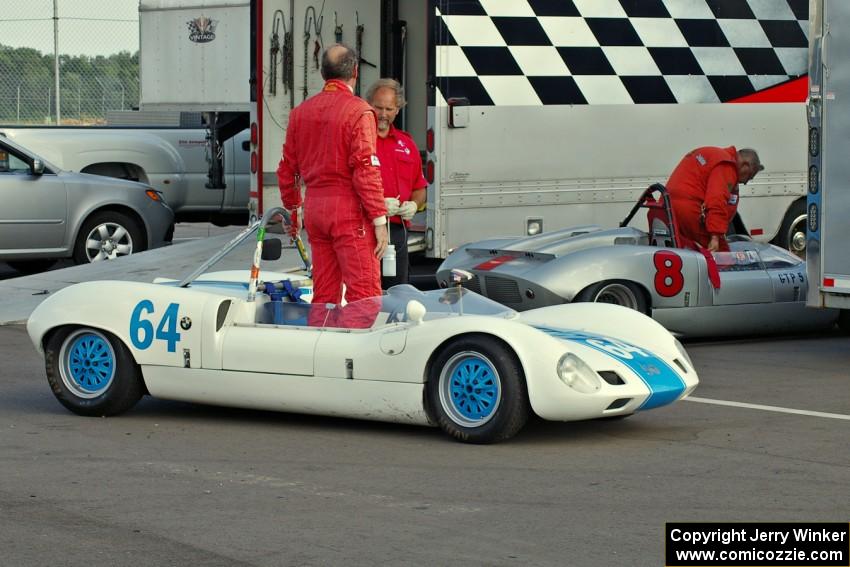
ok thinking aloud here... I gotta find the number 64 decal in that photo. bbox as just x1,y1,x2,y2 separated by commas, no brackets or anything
653,251,684,297
130,300,181,352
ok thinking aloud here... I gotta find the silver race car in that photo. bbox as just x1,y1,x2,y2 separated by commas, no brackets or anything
437,186,846,339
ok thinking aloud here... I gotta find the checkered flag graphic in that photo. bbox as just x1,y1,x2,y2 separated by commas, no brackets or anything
433,0,809,105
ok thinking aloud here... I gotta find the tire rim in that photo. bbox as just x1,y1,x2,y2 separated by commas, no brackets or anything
593,283,639,310
84,222,134,262
59,329,116,399
787,214,807,258
438,351,501,427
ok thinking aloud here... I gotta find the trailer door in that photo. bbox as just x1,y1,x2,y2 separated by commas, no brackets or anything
808,0,850,305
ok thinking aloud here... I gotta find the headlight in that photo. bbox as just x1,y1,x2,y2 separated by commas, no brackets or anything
674,339,693,372
557,353,602,393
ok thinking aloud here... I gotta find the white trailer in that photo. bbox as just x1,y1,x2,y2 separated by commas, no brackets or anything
140,0,252,191
252,0,810,259
806,0,850,309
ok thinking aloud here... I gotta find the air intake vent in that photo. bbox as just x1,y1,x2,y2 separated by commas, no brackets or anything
605,398,631,410
484,276,522,304
599,370,625,385
461,276,481,294
673,359,689,374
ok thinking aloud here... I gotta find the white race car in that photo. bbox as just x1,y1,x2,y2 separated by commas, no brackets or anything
27,209,698,443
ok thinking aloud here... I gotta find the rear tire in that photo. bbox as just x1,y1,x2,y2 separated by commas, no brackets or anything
774,200,807,259
575,280,649,315
426,335,528,443
73,211,145,264
45,327,143,416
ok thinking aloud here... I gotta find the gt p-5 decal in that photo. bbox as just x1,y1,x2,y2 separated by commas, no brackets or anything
653,250,684,297
777,271,805,284
130,300,182,352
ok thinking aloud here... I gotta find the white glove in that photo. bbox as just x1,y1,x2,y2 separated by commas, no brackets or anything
398,200,418,221
384,197,400,217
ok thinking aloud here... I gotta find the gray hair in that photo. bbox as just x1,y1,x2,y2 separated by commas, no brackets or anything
364,78,407,109
321,43,358,81
738,148,764,171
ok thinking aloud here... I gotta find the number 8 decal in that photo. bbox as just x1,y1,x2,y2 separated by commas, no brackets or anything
653,250,684,297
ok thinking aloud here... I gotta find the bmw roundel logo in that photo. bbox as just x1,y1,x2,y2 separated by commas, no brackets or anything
180,316,192,330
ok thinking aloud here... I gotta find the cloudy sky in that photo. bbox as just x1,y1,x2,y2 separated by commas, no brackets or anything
0,0,139,56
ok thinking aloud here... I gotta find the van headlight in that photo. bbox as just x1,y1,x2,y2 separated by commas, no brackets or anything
145,188,167,205
557,353,601,393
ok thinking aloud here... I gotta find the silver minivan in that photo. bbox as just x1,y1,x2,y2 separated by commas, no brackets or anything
0,136,174,274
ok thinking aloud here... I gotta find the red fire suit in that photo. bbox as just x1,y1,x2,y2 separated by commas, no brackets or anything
277,79,387,306
666,146,740,252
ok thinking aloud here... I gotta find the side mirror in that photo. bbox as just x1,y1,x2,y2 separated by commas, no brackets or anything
261,238,282,261
31,158,44,176
406,300,426,325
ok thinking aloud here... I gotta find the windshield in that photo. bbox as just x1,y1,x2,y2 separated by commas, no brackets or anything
177,216,300,288
714,241,802,272
301,285,517,330
175,209,516,330
0,135,61,172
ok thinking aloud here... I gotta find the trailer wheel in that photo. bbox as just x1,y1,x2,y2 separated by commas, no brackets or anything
837,311,850,335
774,200,807,259
7,259,56,275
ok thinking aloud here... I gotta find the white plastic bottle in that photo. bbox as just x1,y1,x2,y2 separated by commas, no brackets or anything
382,244,396,277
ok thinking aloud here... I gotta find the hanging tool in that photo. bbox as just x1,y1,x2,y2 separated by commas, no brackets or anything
354,12,377,96
309,1,325,70
302,2,325,100
302,8,312,101
334,11,343,43
269,10,286,96
286,0,295,108
399,21,408,130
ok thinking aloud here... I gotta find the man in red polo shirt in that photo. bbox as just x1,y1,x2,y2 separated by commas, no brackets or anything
277,44,388,308
365,78,427,287
666,146,763,252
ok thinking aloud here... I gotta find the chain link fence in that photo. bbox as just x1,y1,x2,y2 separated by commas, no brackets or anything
0,0,139,125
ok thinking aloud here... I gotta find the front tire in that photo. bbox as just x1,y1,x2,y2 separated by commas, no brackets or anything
45,327,143,416
427,336,528,444
73,211,145,264
576,280,649,314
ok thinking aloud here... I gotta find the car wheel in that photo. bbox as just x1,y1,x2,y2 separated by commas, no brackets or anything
576,280,648,314
45,327,143,416
774,199,806,259
73,211,145,264
427,335,528,443
6,259,57,275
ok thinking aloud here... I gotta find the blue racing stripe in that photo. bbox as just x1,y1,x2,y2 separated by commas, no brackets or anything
534,327,686,410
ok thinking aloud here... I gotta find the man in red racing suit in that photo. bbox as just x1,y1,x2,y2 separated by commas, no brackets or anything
666,146,763,252
277,44,389,307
